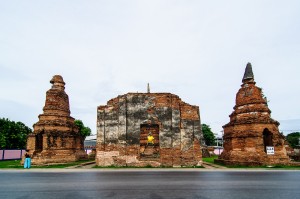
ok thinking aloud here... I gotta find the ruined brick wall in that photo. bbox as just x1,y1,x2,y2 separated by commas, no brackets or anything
218,63,289,166
26,75,87,165
96,93,202,167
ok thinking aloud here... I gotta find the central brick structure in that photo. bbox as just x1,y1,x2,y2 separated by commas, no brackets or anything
217,63,289,166
96,93,203,167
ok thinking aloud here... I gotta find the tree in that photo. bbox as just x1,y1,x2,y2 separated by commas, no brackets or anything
286,132,300,148
74,119,92,138
201,123,215,146
0,118,32,149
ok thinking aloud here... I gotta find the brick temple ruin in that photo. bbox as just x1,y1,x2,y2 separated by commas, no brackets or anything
217,63,290,166
26,75,87,165
96,92,203,167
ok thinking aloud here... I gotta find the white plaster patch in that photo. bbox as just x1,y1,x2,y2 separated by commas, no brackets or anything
197,160,203,166
126,155,138,163
100,151,120,157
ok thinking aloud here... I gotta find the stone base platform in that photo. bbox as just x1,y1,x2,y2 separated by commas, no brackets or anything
29,150,88,165
215,158,290,167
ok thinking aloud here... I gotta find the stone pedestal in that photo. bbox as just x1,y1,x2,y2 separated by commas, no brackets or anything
26,75,87,165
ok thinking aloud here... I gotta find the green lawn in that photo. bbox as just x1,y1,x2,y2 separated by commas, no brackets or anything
0,159,92,169
202,155,218,164
0,160,23,168
226,164,300,169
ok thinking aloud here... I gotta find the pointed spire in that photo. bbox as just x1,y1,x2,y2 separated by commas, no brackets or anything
242,62,254,83
147,83,150,93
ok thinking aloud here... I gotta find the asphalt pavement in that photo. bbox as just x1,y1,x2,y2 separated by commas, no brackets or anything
0,169,299,199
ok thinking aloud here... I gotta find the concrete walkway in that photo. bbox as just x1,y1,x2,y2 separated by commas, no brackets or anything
66,161,96,169
202,162,227,169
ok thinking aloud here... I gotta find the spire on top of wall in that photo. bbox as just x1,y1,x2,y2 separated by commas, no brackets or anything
147,83,150,93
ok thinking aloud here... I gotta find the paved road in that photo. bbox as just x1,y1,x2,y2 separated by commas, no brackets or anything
0,169,299,199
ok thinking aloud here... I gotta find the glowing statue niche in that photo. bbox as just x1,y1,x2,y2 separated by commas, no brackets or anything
147,132,154,145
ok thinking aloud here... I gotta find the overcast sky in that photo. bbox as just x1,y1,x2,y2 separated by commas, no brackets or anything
1,0,299,136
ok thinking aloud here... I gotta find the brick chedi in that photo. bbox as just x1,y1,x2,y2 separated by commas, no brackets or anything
96,92,203,167
218,63,289,166
26,75,87,165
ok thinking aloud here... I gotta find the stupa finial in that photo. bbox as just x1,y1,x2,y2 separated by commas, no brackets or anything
242,62,254,83
50,75,65,90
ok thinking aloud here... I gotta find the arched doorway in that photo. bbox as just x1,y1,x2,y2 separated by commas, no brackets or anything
140,123,159,159
35,133,43,152
263,128,273,153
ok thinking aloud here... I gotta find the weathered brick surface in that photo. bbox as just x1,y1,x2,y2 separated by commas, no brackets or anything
96,93,203,167
26,75,87,165
218,63,289,166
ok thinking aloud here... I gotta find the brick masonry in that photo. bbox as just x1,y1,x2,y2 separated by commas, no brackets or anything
217,63,290,166
96,93,203,167
25,75,87,165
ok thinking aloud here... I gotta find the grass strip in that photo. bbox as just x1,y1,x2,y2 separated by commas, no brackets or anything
0,159,92,169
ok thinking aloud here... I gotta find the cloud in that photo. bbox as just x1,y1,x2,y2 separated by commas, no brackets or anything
0,1,299,135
